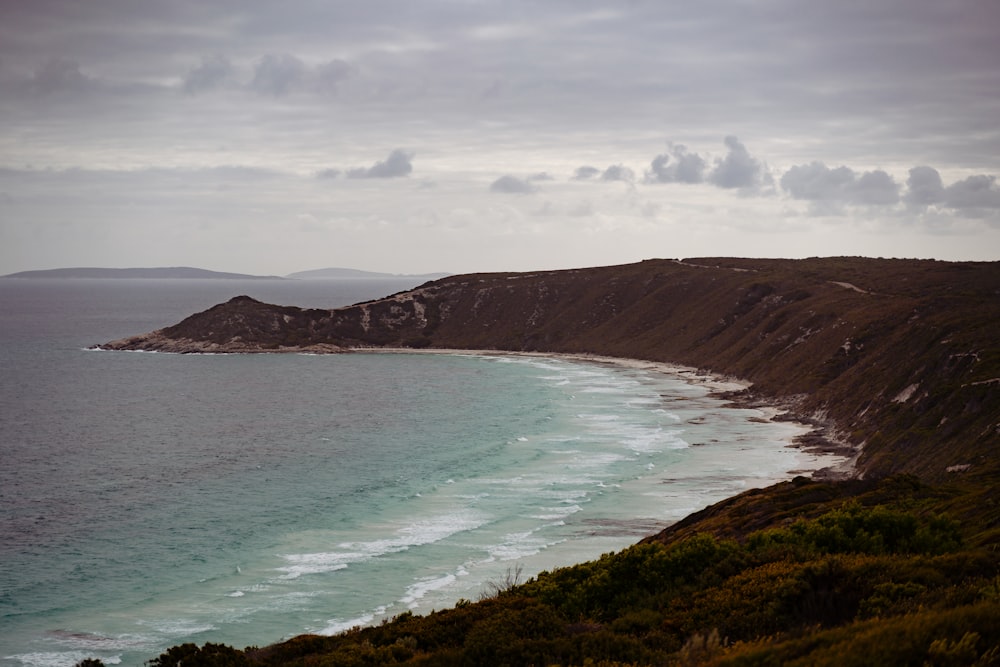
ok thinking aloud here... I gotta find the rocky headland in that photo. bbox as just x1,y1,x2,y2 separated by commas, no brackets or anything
99,257,1000,484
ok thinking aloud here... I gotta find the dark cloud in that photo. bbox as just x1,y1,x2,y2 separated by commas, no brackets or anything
316,168,340,180
850,170,900,206
314,59,353,94
780,162,899,206
708,136,771,190
644,144,706,184
29,58,94,95
780,162,853,200
904,166,945,207
600,165,636,183
944,175,1000,211
572,166,600,181
250,53,307,96
572,164,636,184
490,175,536,194
346,149,414,179
183,55,236,95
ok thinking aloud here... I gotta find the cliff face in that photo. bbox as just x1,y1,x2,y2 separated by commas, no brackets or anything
98,257,1000,483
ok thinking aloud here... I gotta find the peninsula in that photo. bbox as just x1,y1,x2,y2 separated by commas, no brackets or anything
97,257,1000,666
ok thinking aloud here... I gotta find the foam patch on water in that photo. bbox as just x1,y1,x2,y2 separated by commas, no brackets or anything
488,527,556,561
400,572,458,606
319,609,381,636
529,504,582,520
46,630,154,652
137,619,217,637
4,651,122,667
278,511,487,579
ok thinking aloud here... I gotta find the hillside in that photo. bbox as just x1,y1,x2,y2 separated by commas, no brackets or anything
94,257,1000,666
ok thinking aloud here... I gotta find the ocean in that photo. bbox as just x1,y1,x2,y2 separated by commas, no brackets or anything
0,278,844,667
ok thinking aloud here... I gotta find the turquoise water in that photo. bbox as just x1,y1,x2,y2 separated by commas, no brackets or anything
0,280,842,667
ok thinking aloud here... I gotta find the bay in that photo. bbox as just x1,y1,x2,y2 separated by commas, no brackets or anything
0,278,843,667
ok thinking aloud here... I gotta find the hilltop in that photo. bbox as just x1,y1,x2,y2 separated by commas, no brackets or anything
95,257,1000,666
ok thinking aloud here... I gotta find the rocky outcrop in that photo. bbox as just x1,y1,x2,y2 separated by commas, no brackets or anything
96,257,1000,483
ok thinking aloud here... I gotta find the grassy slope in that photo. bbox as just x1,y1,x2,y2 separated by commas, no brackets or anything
108,258,1000,666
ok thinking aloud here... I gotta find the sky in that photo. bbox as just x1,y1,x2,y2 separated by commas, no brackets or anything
1,1,999,276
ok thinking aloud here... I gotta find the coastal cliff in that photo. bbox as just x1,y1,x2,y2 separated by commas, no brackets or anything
99,257,1000,484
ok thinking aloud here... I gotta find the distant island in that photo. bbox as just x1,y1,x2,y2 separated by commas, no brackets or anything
285,267,451,280
1,267,284,280
1,266,451,281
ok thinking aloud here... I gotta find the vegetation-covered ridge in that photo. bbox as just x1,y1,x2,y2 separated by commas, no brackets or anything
89,257,1000,665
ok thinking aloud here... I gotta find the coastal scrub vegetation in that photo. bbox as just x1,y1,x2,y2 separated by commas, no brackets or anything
113,475,1000,666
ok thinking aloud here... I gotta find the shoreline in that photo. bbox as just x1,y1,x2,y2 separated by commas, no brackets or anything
92,340,860,481
352,346,859,481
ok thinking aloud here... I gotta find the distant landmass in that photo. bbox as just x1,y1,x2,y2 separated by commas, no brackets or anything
285,267,451,280
1,267,284,280
2,266,451,281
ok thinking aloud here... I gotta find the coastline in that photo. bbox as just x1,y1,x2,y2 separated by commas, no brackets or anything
354,346,859,482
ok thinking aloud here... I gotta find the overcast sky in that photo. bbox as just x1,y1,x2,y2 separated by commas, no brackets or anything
1,1,999,275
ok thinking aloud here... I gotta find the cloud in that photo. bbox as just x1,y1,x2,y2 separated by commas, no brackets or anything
850,170,900,206
600,164,636,183
29,58,94,95
708,136,771,190
572,164,636,184
490,175,537,194
314,59,354,94
250,53,308,96
943,174,1000,211
780,161,899,206
528,172,554,181
316,168,341,179
183,54,236,95
902,167,1000,215
346,149,414,179
904,166,945,207
644,144,706,184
